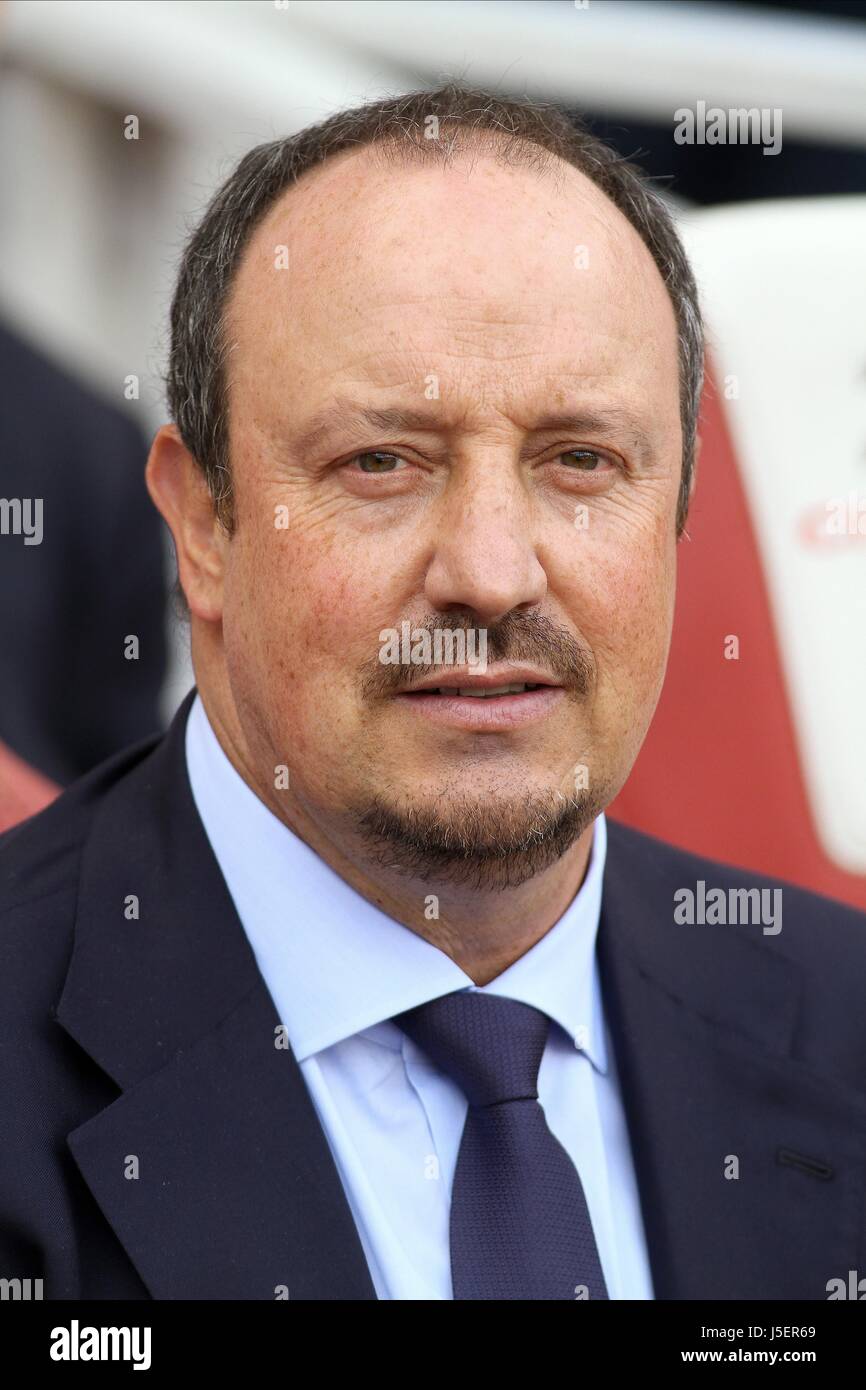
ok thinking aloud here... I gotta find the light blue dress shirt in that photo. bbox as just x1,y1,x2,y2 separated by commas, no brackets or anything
184,692,654,1300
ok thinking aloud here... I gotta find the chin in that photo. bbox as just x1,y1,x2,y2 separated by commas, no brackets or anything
350,784,602,890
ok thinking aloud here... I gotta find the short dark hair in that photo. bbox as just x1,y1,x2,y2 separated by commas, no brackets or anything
166,81,704,544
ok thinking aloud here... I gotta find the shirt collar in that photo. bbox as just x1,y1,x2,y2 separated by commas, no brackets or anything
184,691,608,1074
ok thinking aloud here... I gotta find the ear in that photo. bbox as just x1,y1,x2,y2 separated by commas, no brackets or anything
689,431,702,502
145,424,228,623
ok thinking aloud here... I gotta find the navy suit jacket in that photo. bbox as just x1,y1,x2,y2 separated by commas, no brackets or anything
2,688,865,1300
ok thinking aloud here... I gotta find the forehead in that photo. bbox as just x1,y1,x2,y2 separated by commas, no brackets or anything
224,143,680,421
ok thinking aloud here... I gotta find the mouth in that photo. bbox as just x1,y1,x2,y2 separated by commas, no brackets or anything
401,681,552,699
393,680,565,730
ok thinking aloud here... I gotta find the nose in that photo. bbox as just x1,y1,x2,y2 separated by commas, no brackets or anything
423,458,547,624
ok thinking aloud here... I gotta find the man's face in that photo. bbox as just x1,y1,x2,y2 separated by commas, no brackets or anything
215,145,682,887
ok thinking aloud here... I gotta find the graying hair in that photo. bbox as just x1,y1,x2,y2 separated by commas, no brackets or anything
167,82,704,542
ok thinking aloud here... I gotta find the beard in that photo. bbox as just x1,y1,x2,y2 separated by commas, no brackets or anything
352,782,603,891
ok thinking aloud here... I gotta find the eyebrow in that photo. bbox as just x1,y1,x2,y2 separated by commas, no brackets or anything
292,398,655,464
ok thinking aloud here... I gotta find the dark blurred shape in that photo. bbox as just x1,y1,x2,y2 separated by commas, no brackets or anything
578,0,866,210
0,737,57,832
0,321,167,784
734,0,866,19
586,110,866,207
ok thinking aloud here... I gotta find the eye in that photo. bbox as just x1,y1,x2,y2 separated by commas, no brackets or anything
558,449,609,472
351,451,408,474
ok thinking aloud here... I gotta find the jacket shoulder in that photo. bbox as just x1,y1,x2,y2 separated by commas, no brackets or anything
605,816,866,972
0,731,164,962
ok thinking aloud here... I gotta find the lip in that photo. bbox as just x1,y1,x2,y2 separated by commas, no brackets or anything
398,665,562,694
393,685,566,730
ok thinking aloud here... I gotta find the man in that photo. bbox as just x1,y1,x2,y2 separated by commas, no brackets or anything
1,84,864,1302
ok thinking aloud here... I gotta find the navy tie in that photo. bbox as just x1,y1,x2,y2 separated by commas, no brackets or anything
393,991,610,1300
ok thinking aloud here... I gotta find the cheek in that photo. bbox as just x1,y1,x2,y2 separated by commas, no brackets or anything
222,520,389,732
562,517,677,706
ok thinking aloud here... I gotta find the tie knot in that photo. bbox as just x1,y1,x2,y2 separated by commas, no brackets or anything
394,991,551,1108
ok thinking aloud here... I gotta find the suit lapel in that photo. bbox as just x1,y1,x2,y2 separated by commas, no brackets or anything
599,821,866,1300
56,689,377,1300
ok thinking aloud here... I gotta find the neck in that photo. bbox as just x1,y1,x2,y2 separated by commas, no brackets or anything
195,679,595,985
